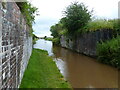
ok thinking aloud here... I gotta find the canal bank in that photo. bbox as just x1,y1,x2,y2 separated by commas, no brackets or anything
58,29,120,68
34,39,118,88
20,48,71,88
60,29,113,57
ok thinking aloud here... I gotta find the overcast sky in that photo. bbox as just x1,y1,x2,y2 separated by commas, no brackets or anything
29,0,119,37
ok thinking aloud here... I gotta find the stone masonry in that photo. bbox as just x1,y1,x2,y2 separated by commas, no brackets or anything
60,29,113,57
0,1,32,88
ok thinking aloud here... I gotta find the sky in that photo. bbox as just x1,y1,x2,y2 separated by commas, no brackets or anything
29,0,119,37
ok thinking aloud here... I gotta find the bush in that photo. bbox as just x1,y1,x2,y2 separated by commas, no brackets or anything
44,37,53,41
109,19,120,31
63,2,92,35
52,38,60,45
96,36,120,68
59,29,68,36
50,23,63,38
32,34,39,44
16,1,38,27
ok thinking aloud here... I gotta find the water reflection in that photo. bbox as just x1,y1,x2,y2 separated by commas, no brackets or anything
34,39,118,88
34,39,53,56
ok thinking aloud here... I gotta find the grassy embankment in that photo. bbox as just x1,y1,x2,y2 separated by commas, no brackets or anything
83,19,120,68
20,49,71,88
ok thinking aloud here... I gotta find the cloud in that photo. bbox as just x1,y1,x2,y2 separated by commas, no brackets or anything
33,16,58,37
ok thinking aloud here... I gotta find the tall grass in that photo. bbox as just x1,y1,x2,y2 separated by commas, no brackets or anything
96,36,120,68
83,19,114,32
81,19,120,33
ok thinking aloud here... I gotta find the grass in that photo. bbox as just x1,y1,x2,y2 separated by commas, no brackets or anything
20,49,71,88
80,19,120,33
83,19,114,32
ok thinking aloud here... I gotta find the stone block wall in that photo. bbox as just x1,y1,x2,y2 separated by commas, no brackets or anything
0,1,32,88
60,29,113,57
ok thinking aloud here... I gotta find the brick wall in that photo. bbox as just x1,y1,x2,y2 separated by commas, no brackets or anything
0,1,32,88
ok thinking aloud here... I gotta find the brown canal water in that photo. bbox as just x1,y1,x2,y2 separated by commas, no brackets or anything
34,39,119,88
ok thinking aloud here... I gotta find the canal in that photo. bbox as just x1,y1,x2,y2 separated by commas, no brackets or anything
34,39,118,88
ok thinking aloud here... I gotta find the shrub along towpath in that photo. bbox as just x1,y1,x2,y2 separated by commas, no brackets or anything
20,49,71,88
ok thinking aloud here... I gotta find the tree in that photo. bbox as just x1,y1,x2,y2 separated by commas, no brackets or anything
50,25,59,38
44,36,47,39
63,2,92,35
50,23,63,38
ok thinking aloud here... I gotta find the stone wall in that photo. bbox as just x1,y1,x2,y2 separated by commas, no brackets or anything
60,29,113,57
0,1,32,88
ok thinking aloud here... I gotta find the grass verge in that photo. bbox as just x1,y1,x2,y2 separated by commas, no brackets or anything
20,49,71,88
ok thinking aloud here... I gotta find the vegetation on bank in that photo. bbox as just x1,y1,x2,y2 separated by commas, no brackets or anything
50,2,92,45
16,1,38,27
43,36,53,41
83,19,116,32
96,36,120,69
17,1,40,45
50,2,120,44
43,36,61,45
50,1,120,68
16,1,38,36
20,49,71,88
32,34,39,44
63,2,92,35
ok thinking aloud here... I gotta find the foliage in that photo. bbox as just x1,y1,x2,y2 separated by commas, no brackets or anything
82,19,120,33
59,29,68,36
20,49,71,88
63,2,92,35
32,33,39,39
83,19,114,32
96,36,120,68
52,38,60,45
50,23,64,45
16,1,38,37
43,36,47,39
29,28,34,36
50,2,92,40
50,25,59,38
32,34,39,44
16,1,38,27
50,23,64,38
109,19,120,31
44,37,53,41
